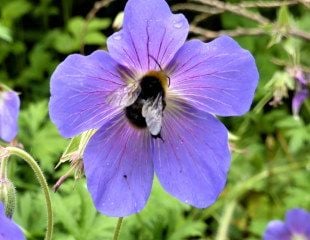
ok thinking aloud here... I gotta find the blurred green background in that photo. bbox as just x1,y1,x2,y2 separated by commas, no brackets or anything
0,0,309,239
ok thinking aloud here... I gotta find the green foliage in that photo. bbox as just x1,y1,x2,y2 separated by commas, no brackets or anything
0,23,12,42
121,179,205,240
18,100,67,172
52,17,110,54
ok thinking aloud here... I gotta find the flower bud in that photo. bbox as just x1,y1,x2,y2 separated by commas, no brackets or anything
0,178,16,218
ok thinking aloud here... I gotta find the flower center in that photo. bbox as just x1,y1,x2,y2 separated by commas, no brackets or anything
125,71,168,138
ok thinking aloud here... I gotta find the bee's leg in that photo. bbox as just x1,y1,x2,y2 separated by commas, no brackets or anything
151,132,164,142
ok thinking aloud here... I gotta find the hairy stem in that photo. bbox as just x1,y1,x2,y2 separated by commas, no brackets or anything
6,147,53,240
0,157,8,179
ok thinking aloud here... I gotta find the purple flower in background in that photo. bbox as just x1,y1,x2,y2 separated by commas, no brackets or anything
264,208,310,240
0,88,20,142
49,0,258,216
0,203,25,240
289,68,309,117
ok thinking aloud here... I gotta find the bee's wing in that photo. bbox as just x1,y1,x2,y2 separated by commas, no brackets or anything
142,94,163,136
107,83,141,108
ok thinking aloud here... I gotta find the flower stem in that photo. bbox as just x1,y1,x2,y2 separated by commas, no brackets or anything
6,147,53,240
215,200,237,240
0,157,8,179
113,217,124,240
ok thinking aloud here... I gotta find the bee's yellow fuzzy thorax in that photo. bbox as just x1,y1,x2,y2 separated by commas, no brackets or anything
143,70,169,92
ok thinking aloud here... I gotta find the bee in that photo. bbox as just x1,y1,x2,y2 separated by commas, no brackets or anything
108,67,169,139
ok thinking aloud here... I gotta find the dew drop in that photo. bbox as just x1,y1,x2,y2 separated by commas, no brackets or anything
113,32,122,40
184,199,189,203
173,20,184,29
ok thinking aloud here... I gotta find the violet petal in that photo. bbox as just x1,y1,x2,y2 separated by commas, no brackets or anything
152,101,230,208
107,0,189,73
292,89,309,116
167,36,259,116
83,114,154,217
0,203,25,240
263,220,291,240
0,90,20,142
286,208,310,237
49,50,126,137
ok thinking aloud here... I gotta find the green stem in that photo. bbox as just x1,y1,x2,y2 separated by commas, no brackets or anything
113,217,124,240
215,200,237,240
6,147,53,240
0,157,8,179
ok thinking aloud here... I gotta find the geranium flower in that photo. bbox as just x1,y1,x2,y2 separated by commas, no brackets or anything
0,203,25,240
49,0,258,216
0,87,20,142
264,208,310,240
289,68,309,117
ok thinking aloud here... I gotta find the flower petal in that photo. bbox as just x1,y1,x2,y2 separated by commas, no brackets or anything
83,114,154,217
49,50,126,137
285,208,310,237
263,220,290,240
152,101,230,208
292,89,308,116
167,36,259,116
0,203,25,240
0,91,20,142
107,0,189,73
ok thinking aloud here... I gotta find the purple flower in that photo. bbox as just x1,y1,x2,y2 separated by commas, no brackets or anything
264,208,310,240
290,68,309,117
49,0,258,216
0,88,20,142
0,203,25,240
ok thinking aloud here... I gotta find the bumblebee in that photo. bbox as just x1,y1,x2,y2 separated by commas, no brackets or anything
108,70,169,139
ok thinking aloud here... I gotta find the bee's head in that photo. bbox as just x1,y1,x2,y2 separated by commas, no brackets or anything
140,71,168,100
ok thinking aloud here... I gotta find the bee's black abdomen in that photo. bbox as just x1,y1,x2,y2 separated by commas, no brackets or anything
125,100,147,128
125,75,166,130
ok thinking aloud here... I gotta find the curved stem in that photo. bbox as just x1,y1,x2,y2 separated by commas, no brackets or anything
6,147,53,240
113,217,124,240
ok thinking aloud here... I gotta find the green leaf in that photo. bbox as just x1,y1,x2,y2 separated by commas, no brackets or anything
67,17,84,38
88,18,111,31
0,23,12,42
54,180,116,239
1,0,32,25
53,32,78,54
277,6,290,27
84,32,106,45
19,100,67,172
14,193,47,239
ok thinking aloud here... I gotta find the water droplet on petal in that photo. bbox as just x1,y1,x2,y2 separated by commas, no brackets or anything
173,20,183,29
184,199,189,203
113,32,122,40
